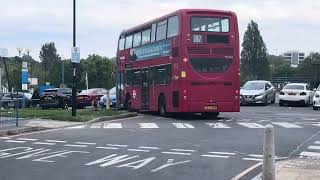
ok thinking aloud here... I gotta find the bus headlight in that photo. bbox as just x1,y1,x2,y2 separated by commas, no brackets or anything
192,35,203,43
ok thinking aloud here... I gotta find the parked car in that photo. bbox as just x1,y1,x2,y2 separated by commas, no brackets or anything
313,85,320,110
1,93,32,108
99,86,117,108
240,80,276,105
76,88,108,108
279,83,315,106
40,88,72,109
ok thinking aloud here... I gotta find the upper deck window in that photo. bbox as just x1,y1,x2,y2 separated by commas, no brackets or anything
167,16,179,38
141,29,151,45
151,23,156,42
191,17,229,32
156,20,167,41
125,35,133,49
133,32,141,47
118,38,125,50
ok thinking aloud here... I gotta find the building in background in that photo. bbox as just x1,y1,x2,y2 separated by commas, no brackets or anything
282,51,305,66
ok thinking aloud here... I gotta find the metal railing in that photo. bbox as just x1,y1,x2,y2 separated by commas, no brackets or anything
0,95,19,126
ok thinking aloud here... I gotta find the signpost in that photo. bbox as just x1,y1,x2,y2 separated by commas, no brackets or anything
71,47,80,63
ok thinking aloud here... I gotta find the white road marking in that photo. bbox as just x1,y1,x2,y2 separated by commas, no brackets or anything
64,144,88,148
161,152,191,156
103,123,122,129
172,123,194,128
17,138,38,141
238,123,265,128
0,137,11,139
96,146,119,150
139,123,159,128
106,144,128,147
45,140,67,143
170,149,196,152
75,142,96,145
272,122,302,128
315,141,320,144
138,146,160,150
312,123,320,127
208,151,236,155
90,123,102,128
299,151,320,158
67,125,86,129
308,146,320,150
33,142,56,145
305,118,317,121
231,162,262,180
206,123,231,128
201,154,229,158
242,158,262,161
127,149,150,152
4,140,26,143
248,154,263,158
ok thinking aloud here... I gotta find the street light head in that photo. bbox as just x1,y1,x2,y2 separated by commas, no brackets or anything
17,48,23,52
25,48,31,53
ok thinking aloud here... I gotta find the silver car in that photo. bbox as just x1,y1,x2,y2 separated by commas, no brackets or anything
240,80,276,105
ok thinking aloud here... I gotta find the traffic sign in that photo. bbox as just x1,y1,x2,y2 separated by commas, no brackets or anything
71,47,80,63
0,48,9,57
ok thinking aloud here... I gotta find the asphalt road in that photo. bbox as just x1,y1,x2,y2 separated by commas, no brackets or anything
0,104,320,180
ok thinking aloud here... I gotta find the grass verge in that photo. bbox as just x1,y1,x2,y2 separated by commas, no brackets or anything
19,108,122,122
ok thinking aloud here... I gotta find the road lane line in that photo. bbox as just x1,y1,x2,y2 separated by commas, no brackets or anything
172,123,194,128
248,154,263,158
161,152,191,156
0,137,11,139
139,123,159,128
103,123,122,128
64,144,88,148
315,141,320,144
127,149,150,152
312,123,320,127
45,140,67,143
201,154,229,158
5,140,26,143
138,146,160,150
208,152,236,155
33,142,56,145
231,162,262,180
17,138,38,141
206,123,231,128
75,142,97,145
96,146,119,150
106,144,128,147
272,122,303,128
237,123,265,128
242,158,262,161
170,149,196,152
308,146,320,150
299,151,320,158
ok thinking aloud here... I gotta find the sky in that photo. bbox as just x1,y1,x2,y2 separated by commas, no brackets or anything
0,0,319,61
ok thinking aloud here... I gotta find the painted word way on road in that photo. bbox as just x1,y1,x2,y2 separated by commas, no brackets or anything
0,146,190,172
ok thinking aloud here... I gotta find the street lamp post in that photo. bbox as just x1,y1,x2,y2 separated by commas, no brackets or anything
72,0,77,116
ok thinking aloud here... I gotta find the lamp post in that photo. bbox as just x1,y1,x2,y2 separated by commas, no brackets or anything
61,55,65,86
72,0,77,116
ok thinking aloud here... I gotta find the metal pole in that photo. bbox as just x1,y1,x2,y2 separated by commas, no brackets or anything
71,0,77,116
2,57,13,100
262,124,275,180
62,60,65,85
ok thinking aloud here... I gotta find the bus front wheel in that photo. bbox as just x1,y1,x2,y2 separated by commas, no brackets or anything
158,96,166,116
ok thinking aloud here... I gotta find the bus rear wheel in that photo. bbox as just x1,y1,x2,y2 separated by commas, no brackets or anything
201,112,219,119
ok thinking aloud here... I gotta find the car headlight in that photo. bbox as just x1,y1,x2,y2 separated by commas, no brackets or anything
300,92,307,96
315,93,320,98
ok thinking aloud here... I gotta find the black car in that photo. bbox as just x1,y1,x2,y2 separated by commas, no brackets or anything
40,88,72,109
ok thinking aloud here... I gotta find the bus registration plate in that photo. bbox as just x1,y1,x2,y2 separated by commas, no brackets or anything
204,105,218,111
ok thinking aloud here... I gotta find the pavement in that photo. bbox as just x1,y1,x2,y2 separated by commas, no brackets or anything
0,104,319,180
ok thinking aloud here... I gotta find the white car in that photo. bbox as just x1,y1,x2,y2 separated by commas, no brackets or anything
279,83,315,106
313,85,320,110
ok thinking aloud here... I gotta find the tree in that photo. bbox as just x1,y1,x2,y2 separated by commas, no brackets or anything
39,42,61,86
241,20,270,80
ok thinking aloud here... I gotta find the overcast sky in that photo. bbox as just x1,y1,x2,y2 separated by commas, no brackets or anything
0,0,319,60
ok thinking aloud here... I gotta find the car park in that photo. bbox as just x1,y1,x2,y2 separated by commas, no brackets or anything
313,85,320,110
240,80,276,105
77,88,108,108
0,93,32,108
279,83,315,106
40,88,72,109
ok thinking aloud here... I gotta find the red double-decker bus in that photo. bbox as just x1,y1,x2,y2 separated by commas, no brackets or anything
116,9,240,117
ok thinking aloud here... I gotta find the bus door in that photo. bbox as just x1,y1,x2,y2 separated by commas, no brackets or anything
141,69,150,110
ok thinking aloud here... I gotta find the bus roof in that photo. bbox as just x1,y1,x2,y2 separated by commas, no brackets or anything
120,9,236,37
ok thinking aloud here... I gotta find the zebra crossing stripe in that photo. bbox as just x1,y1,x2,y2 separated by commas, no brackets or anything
206,123,231,128
67,125,86,129
172,123,195,128
139,123,159,128
315,141,320,144
312,123,320,127
237,123,265,128
272,122,302,128
103,123,122,129
90,123,102,128
299,151,320,158
308,146,320,150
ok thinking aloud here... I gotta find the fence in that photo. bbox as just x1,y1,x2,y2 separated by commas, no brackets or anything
0,94,19,126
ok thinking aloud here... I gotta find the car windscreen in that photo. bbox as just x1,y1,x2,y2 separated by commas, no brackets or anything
43,90,58,95
190,58,232,73
109,87,116,94
242,82,265,90
284,85,305,90
317,86,320,91
59,89,72,94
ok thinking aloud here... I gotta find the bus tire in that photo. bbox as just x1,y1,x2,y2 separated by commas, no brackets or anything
201,112,219,119
124,94,132,112
158,95,166,117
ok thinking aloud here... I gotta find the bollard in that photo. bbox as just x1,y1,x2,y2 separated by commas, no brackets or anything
106,92,110,110
262,124,275,180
